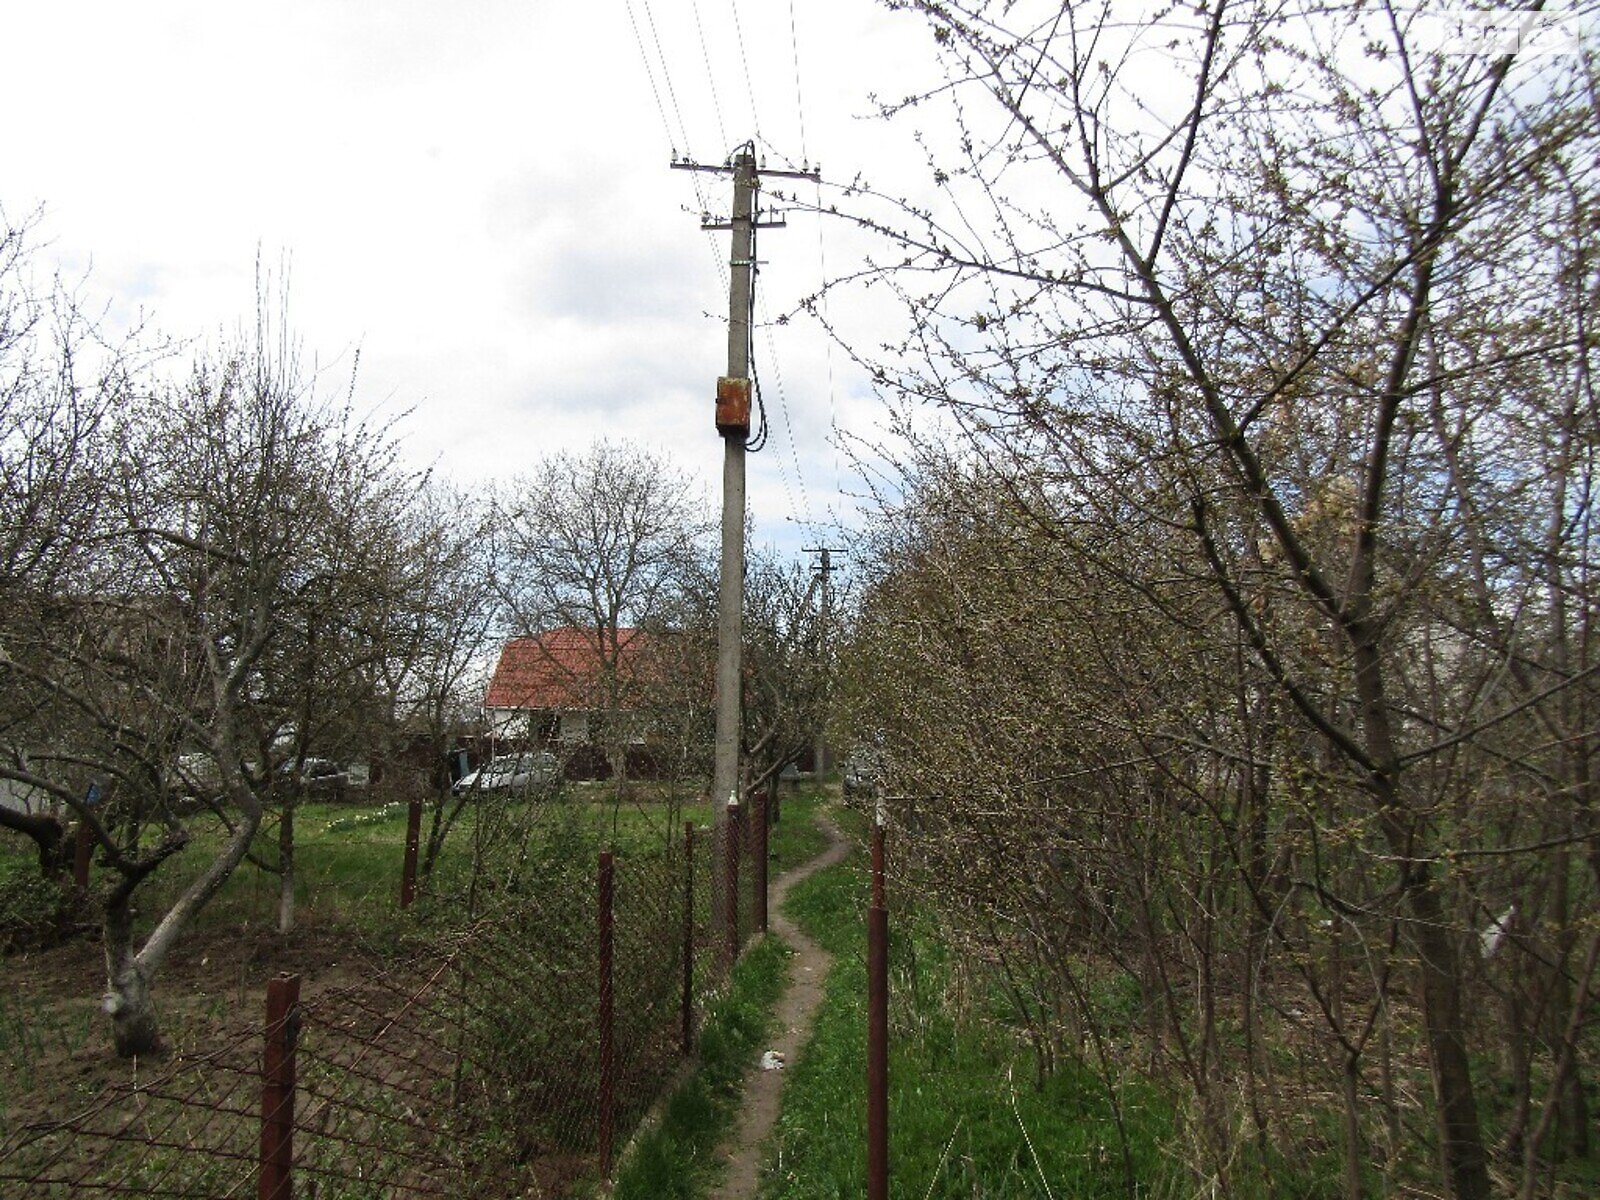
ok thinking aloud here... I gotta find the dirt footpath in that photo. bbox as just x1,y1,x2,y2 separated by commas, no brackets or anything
705,816,850,1199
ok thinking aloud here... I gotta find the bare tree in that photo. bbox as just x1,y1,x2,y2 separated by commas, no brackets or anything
380,485,504,882
496,440,711,785
739,551,834,797
0,213,156,907
0,260,425,1054
828,4,1598,1196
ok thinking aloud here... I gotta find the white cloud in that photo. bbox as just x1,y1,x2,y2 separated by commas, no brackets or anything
0,0,946,559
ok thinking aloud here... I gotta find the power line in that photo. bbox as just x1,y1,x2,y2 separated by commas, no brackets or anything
641,0,693,152
746,209,769,452
674,150,823,562
623,0,726,292
691,0,729,153
772,0,842,511
756,289,816,535
728,0,763,145
623,0,678,155
786,0,810,166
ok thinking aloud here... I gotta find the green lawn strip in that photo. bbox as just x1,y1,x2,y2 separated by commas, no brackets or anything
768,851,1189,1200
129,790,712,927
612,932,792,1200
767,791,828,875
4,785,829,945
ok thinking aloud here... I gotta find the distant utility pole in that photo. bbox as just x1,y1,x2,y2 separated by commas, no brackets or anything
673,145,820,826
806,546,846,774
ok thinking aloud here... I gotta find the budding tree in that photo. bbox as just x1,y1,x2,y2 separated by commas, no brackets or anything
496,440,711,785
829,3,1599,1196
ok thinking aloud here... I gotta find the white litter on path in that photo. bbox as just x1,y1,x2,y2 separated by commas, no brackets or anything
760,1051,786,1071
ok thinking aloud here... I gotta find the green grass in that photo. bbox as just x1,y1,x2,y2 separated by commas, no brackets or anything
763,819,1410,1200
767,792,829,876
610,786,831,1200
20,786,716,931
0,781,827,948
768,846,1187,1200
612,933,793,1200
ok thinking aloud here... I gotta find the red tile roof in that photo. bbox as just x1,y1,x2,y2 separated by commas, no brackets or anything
485,628,658,712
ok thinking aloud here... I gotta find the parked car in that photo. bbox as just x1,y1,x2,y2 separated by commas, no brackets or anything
278,757,351,801
453,751,558,795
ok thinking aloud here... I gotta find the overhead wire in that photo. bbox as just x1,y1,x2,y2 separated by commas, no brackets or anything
757,288,815,531
623,0,679,158
625,0,727,291
725,0,823,543
787,0,810,165
739,145,816,534
728,0,764,148
626,0,823,535
784,0,843,517
745,151,770,454
641,0,693,155
784,0,832,532
692,0,729,153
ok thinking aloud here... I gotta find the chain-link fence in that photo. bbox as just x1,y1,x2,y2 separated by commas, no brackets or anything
0,796,769,1198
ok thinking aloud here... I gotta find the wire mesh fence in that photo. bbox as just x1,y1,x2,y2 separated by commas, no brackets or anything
0,800,763,1198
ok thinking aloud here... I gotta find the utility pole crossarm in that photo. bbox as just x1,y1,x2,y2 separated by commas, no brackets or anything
702,216,789,231
671,156,821,184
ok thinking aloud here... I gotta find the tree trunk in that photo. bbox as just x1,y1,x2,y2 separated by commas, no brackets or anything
98,785,262,1059
103,897,164,1057
1379,980,1401,1192
278,794,295,935
421,786,468,881
1352,617,1490,1200
1333,921,1364,1200
1500,960,1532,1160
1343,1052,1364,1200
105,954,163,1058
1405,870,1491,1200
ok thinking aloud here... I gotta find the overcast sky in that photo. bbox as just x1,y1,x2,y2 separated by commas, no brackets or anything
0,1,945,558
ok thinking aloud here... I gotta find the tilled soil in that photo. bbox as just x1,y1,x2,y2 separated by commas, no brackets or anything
1,914,373,1133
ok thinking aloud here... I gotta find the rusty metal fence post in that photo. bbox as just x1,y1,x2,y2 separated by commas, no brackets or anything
682,822,696,1054
260,972,301,1200
867,821,889,1200
724,801,742,969
598,849,615,1173
400,792,423,909
754,787,769,933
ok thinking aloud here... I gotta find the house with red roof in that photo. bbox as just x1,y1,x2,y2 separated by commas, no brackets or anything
484,627,696,777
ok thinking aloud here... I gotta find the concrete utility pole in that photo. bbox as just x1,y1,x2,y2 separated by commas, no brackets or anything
673,145,820,829
712,149,755,818
806,546,846,774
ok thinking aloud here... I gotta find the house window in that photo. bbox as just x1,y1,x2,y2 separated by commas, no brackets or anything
559,712,590,743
